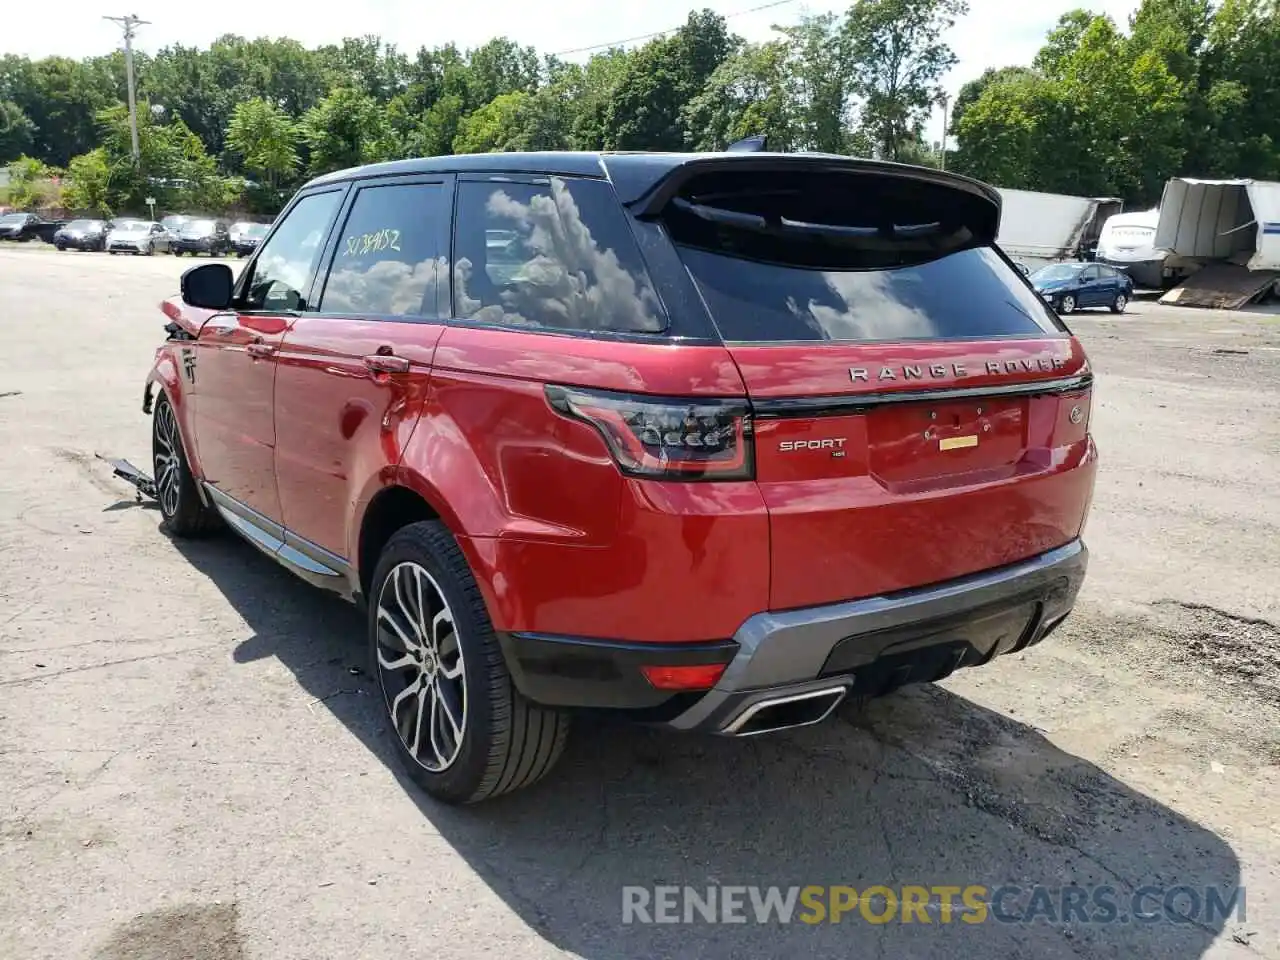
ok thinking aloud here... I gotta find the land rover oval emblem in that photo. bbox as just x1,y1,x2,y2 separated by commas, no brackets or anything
1070,405,1084,424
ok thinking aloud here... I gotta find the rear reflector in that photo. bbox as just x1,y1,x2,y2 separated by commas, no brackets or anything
640,663,727,691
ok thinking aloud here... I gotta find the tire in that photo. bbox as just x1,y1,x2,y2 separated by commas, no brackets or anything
1110,293,1127,314
54,243,65,251
1058,294,1077,315
368,521,569,804
152,395,221,537
173,249,184,257
146,242,155,256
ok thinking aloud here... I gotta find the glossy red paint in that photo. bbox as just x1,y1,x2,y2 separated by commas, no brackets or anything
151,305,1095,645
275,315,440,559
740,337,1094,610
188,310,293,520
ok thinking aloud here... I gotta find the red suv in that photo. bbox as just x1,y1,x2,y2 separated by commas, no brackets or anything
144,151,1096,804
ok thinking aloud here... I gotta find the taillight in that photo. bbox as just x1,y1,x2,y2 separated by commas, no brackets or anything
545,384,754,481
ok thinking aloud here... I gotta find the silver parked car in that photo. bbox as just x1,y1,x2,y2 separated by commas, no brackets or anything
105,219,171,256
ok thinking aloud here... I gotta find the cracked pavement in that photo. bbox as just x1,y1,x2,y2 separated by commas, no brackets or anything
0,247,1277,959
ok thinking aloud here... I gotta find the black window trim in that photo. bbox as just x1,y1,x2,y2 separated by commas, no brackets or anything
232,183,351,315
445,172,682,343
308,172,456,325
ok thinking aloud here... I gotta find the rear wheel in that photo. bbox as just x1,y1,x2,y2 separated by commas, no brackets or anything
1110,293,1127,314
369,521,568,804
1058,294,1077,315
152,395,220,537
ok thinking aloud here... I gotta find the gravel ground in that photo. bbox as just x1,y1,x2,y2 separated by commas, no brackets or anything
0,246,1277,960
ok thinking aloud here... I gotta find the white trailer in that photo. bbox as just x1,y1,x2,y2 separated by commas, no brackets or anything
1148,179,1280,307
1153,178,1280,270
995,188,1123,271
1095,208,1166,289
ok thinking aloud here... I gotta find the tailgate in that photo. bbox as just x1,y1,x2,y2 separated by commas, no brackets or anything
649,158,1097,610
732,338,1094,609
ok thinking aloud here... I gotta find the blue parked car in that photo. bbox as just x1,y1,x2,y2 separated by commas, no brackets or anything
1031,262,1134,315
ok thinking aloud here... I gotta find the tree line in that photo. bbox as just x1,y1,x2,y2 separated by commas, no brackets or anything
1,0,1277,218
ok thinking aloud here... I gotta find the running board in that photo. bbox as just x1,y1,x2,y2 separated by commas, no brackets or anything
202,483,352,596
97,455,157,500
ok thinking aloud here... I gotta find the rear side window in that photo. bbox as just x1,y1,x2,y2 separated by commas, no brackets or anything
320,182,447,319
665,169,1065,343
452,177,665,334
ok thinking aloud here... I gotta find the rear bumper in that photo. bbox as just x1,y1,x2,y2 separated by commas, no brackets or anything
502,540,1087,732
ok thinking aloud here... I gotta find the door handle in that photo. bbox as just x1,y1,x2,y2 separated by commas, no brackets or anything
246,342,277,359
363,353,410,374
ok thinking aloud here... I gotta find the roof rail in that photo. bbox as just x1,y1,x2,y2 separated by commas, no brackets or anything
726,135,768,153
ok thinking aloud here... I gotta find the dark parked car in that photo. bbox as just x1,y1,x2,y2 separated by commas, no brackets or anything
53,218,110,251
1031,262,1134,314
0,212,65,242
143,150,1096,804
229,221,269,257
171,218,230,257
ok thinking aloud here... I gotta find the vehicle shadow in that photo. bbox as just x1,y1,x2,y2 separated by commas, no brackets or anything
173,532,1241,960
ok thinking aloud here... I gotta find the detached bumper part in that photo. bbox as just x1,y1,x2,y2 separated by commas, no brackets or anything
669,540,1088,735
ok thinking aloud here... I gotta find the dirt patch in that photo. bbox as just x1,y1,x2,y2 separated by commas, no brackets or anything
93,903,244,960
1151,601,1280,704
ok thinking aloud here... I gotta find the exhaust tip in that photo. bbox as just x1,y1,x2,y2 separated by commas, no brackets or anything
722,685,848,737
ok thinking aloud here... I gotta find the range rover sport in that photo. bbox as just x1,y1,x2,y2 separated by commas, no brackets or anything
143,150,1096,804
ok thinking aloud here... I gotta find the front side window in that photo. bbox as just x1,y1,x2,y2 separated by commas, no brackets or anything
452,177,665,334
319,182,447,319
243,191,343,312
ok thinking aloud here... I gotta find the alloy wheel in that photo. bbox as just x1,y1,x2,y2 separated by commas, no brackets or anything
153,402,182,518
1060,294,1076,314
375,561,467,772
1114,294,1127,313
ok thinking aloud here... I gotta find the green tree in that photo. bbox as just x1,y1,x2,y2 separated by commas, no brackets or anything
0,100,35,162
844,0,969,161
682,41,799,151
226,97,300,189
300,87,392,174
778,14,857,153
604,10,737,150
4,156,59,209
62,148,112,215
453,91,530,153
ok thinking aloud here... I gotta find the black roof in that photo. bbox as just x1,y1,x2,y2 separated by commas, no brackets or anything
302,151,1001,209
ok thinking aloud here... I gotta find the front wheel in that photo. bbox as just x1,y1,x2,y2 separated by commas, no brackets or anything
173,249,184,257
369,521,569,804
152,395,221,537
1058,294,1077,315
1111,293,1128,314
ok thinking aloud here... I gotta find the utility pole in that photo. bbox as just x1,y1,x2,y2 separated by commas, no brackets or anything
104,14,150,165
939,93,950,171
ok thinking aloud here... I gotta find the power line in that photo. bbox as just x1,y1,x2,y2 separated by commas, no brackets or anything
549,0,799,57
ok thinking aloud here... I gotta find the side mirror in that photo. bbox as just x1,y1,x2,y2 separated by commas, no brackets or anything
181,262,234,310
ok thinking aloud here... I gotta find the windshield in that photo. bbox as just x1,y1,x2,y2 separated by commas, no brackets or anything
162,216,188,230
186,220,217,234
0,213,26,224
66,219,102,231
113,220,147,232
1032,264,1086,283
246,224,268,238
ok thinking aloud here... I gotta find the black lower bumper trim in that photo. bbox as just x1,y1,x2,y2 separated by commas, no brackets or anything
497,632,738,711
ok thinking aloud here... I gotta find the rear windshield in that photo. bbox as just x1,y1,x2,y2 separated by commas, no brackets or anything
665,169,1065,343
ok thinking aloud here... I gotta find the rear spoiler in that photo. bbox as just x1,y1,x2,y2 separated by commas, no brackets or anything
612,153,1003,223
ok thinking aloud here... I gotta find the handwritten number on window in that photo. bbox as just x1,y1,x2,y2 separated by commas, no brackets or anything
343,229,401,257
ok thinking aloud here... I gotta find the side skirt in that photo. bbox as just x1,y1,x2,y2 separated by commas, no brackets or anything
202,484,356,601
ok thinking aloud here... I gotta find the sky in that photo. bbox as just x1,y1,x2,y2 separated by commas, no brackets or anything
5,0,1141,143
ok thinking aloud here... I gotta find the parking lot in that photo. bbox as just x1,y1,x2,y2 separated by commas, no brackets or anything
0,244,1277,959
